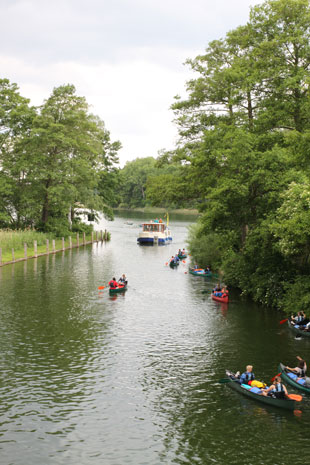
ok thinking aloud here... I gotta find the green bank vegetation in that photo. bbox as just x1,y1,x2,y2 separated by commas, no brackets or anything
165,0,310,313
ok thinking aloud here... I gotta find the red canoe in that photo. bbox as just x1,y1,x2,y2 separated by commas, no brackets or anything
212,293,229,303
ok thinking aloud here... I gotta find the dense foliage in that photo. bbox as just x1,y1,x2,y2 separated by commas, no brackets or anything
0,80,120,235
117,156,196,208
168,0,310,312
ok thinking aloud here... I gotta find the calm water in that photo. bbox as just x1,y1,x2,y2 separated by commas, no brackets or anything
0,213,309,465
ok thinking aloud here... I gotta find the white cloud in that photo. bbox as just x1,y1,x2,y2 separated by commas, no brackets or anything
0,0,260,165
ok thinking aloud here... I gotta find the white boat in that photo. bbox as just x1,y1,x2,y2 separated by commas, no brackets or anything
137,221,172,245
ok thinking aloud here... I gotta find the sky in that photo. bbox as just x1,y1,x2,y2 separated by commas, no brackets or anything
1,0,260,166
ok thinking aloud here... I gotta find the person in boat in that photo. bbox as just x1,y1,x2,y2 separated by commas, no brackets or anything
291,311,306,324
204,266,211,274
239,365,255,385
221,286,228,297
154,218,159,223
159,218,163,223
118,274,127,286
193,264,198,269
108,277,118,289
286,356,308,381
170,256,175,264
260,376,288,398
213,283,222,296
174,254,180,263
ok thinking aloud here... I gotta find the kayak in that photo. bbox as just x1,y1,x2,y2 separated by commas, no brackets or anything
287,319,310,338
189,268,213,277
169,261,179,268
278,363,310,394
223,371,297,411
109,285,127,294
212,292,229,303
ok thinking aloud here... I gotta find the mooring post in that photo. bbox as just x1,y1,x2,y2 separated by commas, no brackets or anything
83,232,86,245
69,236,72,249
34,240,37,257
62,237,65,250
46,239,49,253
24,243,27,259
91,231,93,243
52,239,55,253
76,233,79,247
104,229,107,241
100,230,103,241
0,248,2,265
12,248,15,262
96,231,98,242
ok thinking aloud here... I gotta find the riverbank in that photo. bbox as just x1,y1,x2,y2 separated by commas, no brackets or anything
114,207,199,216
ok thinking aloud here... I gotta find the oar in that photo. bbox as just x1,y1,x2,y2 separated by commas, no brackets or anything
279,318,288,325
287,393,302,402
271,372,282,383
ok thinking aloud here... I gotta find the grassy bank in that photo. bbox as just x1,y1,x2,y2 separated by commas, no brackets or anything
114,207,199,215
0,230,94,264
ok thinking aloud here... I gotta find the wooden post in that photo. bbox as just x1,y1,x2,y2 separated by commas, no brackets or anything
0,248,2,265
34,240,37,257
52,239,55,252
76,233,79,247
91,231,93,243
100,230,103,241
12,248,15,262
24,243,27,259
104,229,107,241
83,232,86,245
62,237,65,250
96,231,98,242
69,236,72,249
46,239,49,253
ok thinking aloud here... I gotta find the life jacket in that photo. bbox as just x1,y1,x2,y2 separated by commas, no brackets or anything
109,280,118,289
242,371,255,383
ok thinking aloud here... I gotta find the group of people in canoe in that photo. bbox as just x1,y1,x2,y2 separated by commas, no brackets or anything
234,356,310,399
290,311,310,331
169,248,187,264
108,274,128,289
212,283,229,298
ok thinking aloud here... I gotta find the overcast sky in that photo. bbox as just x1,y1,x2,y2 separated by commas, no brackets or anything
1,0,260,166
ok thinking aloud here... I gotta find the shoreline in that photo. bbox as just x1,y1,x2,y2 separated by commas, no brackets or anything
114,207,199,215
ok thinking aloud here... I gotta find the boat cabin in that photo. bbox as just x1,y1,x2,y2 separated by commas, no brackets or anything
142,223,166,233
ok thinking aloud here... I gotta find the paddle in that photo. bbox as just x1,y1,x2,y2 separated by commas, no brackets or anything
98,285,105,290
287,393,302,402
271,373,282,383
279,318,288,325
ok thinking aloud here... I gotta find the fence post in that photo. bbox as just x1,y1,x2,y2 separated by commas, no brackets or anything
12,248,15,262
69,236,72,249
46,239,49,253
104,229,107,241
0,248,2,265
83,232,86,245
62,237,65,250
91,231,93,243
34,240,37,257
24,243,27,259
100,230,103,241
52,240,55,253
76,233,79,247
96,231,98,242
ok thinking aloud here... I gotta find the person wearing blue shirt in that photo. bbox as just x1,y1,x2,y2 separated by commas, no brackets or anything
240,365,255,384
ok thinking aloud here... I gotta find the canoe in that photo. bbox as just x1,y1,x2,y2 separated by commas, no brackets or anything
212,293,229,303
287,319,310,338
169,261,179,268
178,254,187,259
223,371,297,410
278,363,310,394
109,285,127,294
189,268,213,277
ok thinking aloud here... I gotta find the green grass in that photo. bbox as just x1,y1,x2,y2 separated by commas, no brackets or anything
0,230,101,264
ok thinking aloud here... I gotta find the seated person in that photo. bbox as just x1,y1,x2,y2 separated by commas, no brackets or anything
286,357,307,379
108,277,118,289
118,274,128,286
240,365,255,385
260,376,288,398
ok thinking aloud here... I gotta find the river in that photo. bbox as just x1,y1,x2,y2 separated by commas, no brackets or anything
0,212,309,465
